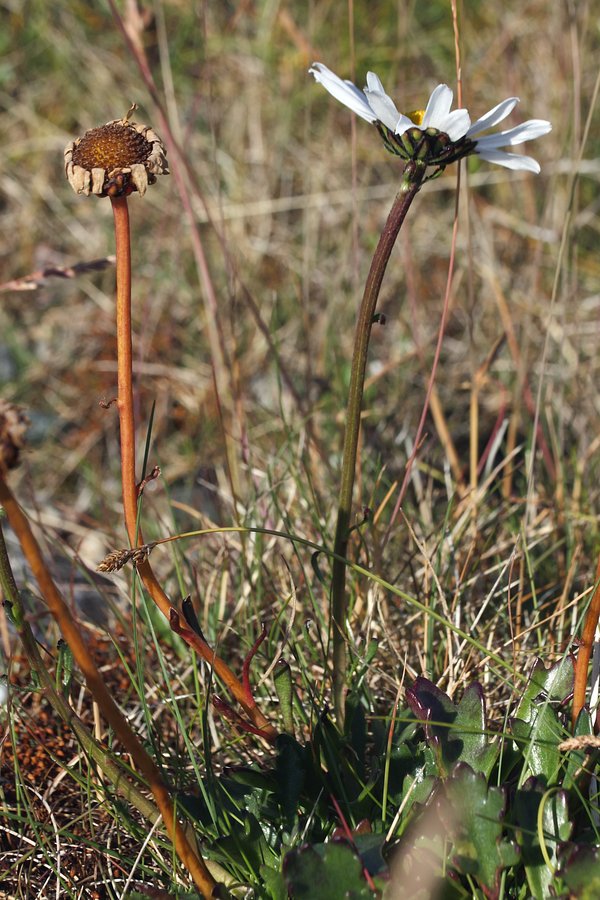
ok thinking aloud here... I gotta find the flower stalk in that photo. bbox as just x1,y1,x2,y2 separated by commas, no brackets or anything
331,161,426,724
112,196,138,544
572,559,600,727
111,191,276,740
311,64,550,726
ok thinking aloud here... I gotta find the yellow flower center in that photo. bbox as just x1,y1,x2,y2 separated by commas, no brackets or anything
406,109,426,126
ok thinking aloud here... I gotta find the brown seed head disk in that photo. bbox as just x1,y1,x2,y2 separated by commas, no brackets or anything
64,109,168,198
72,123,152,172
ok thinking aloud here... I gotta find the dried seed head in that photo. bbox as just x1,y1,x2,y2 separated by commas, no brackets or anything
96,549,132,573
64,104,169,198
0,400,29,473
97,543,154,572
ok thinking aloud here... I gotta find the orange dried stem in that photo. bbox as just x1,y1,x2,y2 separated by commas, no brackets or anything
111,197,275,739
0,475,216,896
111,196,140,547
170,609,277,742
572,557,600,727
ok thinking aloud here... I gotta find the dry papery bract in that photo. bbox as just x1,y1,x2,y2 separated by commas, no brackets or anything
64,107,168,198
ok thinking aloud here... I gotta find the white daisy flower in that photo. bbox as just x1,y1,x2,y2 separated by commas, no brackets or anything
309,63,551,174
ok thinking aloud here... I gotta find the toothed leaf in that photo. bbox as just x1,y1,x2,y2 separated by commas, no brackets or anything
439,763,519,898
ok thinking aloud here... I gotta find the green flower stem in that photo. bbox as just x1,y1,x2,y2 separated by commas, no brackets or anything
331,161,426,725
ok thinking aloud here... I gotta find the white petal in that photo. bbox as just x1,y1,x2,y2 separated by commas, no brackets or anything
309,63,377,122
365,71,386,93
475,119,552,150
364,71,402,130
475,148,541,173
467,97,519,136
436,108,471,141
394,114,416,136
422,84,454,129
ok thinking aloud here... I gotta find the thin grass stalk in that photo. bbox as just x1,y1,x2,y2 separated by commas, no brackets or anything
428,386,464,489
469,372,480,528
331,162,426,724
0,476,217,896
383,167,462,547
0,519,160,824
112,522,529,679
402,236,464,492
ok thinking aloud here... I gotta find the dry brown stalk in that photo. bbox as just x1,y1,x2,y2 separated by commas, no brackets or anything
0,474,217,896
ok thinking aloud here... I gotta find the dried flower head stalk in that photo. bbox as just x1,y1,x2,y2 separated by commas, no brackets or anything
64,104,167,578
64,107,275,752
64,104,168,198
0,399,29,473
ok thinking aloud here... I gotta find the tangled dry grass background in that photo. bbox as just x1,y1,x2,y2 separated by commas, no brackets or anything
0,0,599,896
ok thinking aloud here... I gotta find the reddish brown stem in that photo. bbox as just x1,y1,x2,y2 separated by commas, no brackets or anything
0,475,216,896
242,623,268,706
111,196,140,546
110,197,275,739
572,556,600,727
212,695,276,740
170,610,277,741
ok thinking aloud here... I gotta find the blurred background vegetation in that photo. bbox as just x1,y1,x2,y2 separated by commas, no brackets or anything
2,0,596,637
1,0,584,515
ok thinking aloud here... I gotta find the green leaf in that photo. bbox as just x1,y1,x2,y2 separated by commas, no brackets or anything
514,657,573,723
353,833,388,878
405,677,460,775
511,700,563,783
261,862,288,900
513,777,572,899
213,810,275,875
560,846,600,899
406,677,498,778
274,660,295,734
345,692,367,780
450,682,499,778
403,745,440,809
563,708,594,790
276,734,307,828
311,550,328,585
283,842,377,899
440,763,519,899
